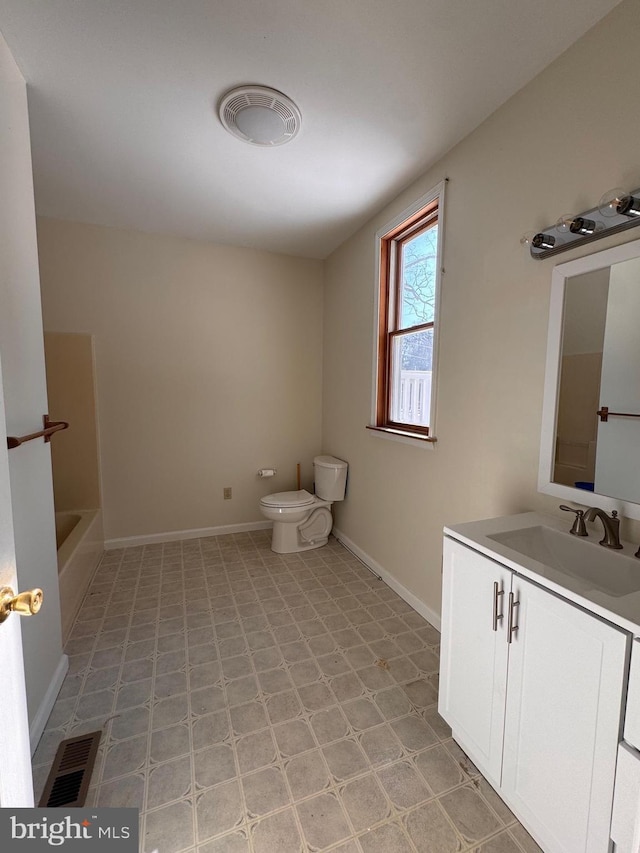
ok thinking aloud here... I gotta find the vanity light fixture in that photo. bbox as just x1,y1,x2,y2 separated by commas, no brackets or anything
523,185,640,259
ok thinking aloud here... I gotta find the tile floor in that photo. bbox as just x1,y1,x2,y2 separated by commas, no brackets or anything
32,532,543,853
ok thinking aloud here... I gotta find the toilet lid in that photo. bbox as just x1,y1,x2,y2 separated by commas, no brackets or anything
260,489,315,508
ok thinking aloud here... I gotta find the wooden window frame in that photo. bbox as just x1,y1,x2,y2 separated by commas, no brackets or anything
372,186,444,441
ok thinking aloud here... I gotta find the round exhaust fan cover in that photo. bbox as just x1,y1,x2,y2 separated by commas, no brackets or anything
218,85,302,146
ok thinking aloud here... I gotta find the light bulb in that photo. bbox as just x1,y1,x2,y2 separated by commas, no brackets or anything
557,214,604,236
598,187,639,217
520,231,557,250
533,232,556,250
575,217,604,235
618,193,640,217
555,215,575,233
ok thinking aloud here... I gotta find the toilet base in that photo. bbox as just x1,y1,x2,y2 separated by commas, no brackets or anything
270,530,329,554
270,505,333,554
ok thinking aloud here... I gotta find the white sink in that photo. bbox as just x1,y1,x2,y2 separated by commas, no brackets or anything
487,525,640,597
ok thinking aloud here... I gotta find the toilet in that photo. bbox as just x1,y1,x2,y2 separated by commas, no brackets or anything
259,455,348,553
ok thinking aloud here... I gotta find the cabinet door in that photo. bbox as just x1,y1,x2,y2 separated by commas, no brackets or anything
502,576,628,853
439,537,512,784
611,743,640,853
624,639,640,751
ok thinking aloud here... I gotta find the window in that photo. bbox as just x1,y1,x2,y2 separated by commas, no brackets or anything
371,183,445,441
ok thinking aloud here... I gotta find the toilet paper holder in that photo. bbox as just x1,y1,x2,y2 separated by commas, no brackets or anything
258,468,277,478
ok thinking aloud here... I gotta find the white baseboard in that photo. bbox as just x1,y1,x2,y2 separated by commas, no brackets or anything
105,520,272,550
30,654,69,755
333,527,441,632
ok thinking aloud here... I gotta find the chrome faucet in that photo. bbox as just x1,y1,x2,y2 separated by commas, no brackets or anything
583,507,623,549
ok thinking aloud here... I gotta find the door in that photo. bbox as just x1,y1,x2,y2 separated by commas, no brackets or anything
595,255,640,502
501,575,628,853
0,353,34,806
439,537,511,785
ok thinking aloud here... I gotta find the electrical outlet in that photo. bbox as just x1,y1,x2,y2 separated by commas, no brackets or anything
223,487,232,500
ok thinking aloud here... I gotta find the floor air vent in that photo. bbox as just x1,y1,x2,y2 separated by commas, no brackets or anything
38,730,101,807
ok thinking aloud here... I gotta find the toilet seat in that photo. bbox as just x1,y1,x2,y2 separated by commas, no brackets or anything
260,489,315,509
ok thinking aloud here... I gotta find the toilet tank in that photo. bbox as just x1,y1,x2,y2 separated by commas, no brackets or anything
314,455,348,501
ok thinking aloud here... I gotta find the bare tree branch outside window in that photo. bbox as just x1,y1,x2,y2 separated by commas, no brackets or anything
399,226,438,371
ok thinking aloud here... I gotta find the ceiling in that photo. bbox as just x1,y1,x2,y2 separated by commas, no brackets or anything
0,0,623,259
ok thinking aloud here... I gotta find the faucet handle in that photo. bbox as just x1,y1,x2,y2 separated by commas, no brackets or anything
559,505,588,536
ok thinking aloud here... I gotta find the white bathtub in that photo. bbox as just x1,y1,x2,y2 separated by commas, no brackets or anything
55,509,104,642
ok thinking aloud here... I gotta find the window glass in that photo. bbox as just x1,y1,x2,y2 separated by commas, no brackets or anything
390,330,433,428
399,225,438,328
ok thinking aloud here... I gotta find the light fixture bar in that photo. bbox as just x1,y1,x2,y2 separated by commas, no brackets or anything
523,186,640,259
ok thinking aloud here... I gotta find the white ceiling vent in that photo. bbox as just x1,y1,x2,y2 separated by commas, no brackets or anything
218,85,301,147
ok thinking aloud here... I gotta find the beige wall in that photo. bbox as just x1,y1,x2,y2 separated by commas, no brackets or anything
38,219,324,542
44,332,101,512
322,0,640,619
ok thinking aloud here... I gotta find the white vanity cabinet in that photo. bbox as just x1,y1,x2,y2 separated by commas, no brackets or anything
611,640,640,852
440,536,629,853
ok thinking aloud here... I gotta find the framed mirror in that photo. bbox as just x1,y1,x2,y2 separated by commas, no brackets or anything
539,238,640,519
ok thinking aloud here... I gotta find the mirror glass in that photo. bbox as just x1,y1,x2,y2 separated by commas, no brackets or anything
539,239,640,518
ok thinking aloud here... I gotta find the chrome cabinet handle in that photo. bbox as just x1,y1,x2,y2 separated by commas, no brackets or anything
492,581,504,631
507,591,520,644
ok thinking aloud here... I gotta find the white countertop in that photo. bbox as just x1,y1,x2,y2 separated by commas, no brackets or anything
444,511,640,636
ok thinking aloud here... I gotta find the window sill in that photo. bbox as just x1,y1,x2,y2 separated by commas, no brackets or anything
366,425,437,449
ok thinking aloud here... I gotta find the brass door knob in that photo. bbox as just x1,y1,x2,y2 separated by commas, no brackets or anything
0,586,44,623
